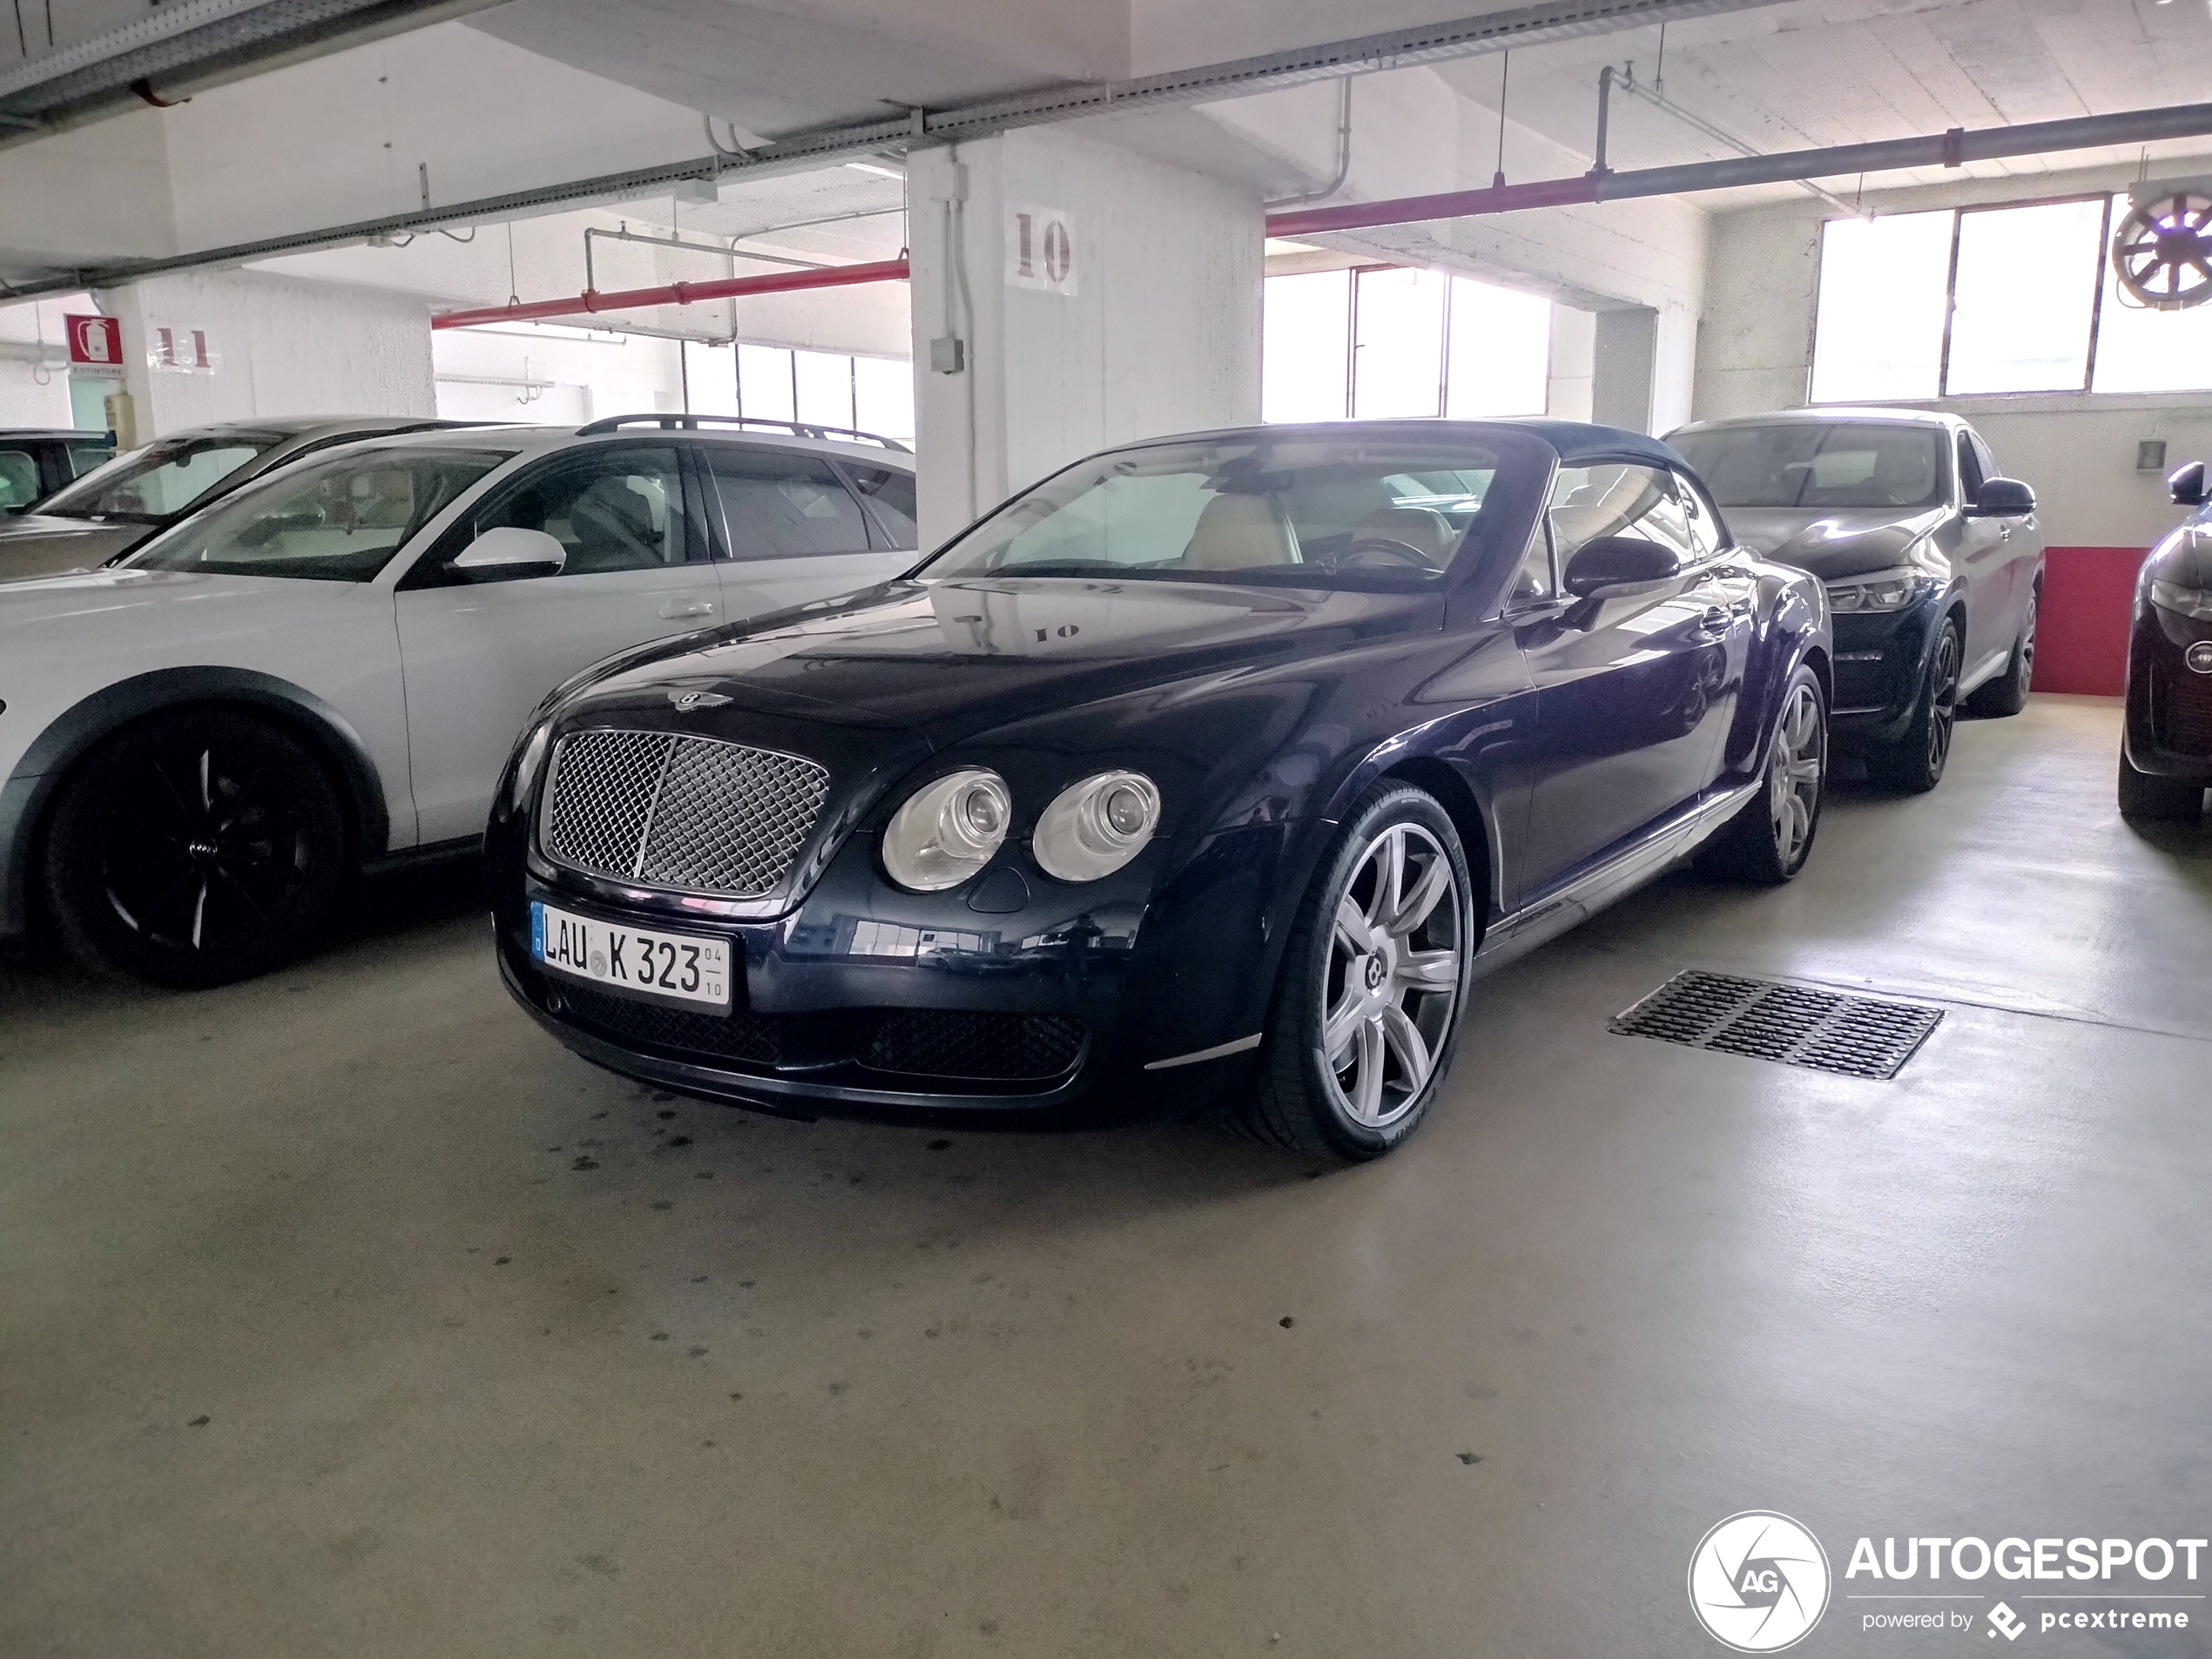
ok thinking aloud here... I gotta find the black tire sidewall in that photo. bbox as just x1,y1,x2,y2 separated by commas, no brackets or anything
43,710,347,988
1264,785,1476,1159
1873,617,1961,791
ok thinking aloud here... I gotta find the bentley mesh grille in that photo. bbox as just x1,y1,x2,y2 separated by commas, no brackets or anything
540,730,829,897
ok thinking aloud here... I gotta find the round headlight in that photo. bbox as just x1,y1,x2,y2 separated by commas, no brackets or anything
882,768,1012,892
1033,771,1161,882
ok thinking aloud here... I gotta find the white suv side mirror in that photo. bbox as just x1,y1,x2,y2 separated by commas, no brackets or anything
453,525,566,580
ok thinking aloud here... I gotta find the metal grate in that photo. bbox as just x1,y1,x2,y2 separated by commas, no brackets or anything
556,982,783,1067
540,729,829,897
1611,970,1942,1080
861,1011,1087,1082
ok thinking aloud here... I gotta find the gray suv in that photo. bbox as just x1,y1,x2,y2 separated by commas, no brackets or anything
1671,408,2044,792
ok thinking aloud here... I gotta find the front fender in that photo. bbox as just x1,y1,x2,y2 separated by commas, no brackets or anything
0,665,390,941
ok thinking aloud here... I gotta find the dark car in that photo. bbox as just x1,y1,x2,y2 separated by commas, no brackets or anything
486,421,1832,1162
0,415,473,581
1670,409,2043,792
0,428,115,515
2118,461,2212,822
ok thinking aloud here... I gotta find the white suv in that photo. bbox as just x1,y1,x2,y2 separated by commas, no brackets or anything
0,415,918,986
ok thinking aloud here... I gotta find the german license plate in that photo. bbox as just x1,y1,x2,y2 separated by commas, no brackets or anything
531,900,733,1011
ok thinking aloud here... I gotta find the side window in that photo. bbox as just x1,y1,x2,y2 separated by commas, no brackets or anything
1674,472,1726,561
1968,431,2001,489
66,443,114,479
844,463,919,549
0,449,37,510
704,448,872,560
1955,432,1986,501
447,445,694,579
1547,463,1696,568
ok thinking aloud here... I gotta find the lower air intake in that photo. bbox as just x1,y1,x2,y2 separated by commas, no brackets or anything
861,1011,1086,1082
1610,970,1942,1080
556,983,783,1067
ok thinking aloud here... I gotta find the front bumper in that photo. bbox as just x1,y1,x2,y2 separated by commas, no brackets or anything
1826,597,1944,742
489,806,1304,1124
2123,601,2212,782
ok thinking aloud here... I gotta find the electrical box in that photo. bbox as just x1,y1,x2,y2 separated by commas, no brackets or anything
929,336,966,374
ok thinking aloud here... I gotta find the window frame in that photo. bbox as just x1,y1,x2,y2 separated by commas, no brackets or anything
1812,190,2133,403
691,440,882,564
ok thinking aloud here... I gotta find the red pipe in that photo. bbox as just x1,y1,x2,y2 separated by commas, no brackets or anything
429,256,912,330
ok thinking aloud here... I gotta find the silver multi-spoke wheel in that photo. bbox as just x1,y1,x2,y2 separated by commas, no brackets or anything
1768,679,1824,868
1318,821,1465,1130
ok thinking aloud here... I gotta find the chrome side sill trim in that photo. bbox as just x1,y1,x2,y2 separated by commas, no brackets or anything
1143,1032,1263,1071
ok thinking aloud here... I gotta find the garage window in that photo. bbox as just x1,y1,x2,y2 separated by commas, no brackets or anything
1811,192,2212,401
1263,266,1550,422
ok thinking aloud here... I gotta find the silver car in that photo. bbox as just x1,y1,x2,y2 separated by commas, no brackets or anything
1670,408,2044,792
0,415,474,582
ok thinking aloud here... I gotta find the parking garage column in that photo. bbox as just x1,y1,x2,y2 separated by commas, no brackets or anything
907,127,1264,547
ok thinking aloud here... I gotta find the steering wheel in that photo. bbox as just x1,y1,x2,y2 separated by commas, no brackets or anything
1331,535,1438,572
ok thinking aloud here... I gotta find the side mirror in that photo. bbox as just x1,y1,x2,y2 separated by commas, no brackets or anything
452,525,565,581
2170,461,2208,509
1562,536,1681,599
1969,477,2036,517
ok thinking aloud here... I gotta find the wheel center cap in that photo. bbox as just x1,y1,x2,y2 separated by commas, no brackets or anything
188,838,219,861
1364,954,1386,993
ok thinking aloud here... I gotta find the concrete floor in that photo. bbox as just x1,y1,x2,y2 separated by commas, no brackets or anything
4,694,2209,1658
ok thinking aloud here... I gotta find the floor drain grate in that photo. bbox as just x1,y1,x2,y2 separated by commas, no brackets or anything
1610,970,1944,1080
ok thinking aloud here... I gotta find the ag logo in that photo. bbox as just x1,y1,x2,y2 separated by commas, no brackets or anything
1688,1512,1831,1652
2186,641,2212,675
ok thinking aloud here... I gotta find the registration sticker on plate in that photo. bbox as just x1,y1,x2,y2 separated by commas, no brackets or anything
531,901,733,1012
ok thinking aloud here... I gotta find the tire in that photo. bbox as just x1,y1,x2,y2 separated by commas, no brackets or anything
2117,749,2205,823
1235,784,1475,1162
42,709,347,988
1868,615,1962,793
1700,664,1827,885
1966,587,2038,718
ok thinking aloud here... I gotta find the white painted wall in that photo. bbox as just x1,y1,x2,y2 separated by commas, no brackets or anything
0,297,81,428
93,271,436,438
1692,161,2212,549
907,127,1262,545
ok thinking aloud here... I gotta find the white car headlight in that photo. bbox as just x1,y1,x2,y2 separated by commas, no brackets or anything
882,768,1012,891
1033,771,1161,882
1824,567,1933,614
2148,579,2212,622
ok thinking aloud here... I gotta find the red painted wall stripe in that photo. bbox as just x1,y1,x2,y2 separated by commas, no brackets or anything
2033,545,2144,698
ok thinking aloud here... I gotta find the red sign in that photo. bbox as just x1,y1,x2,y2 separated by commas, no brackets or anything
64,314,122,368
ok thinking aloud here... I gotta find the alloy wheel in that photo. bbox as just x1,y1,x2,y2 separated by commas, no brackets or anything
1926,625,1962,776
96,738,314,954
1318,821,1465,1129
2017,595,2038,686
1768,678,1825,867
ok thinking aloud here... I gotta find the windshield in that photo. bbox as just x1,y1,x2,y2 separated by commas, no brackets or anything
39,430,288,522
126,447,516,582
919,436,1507,589
1672,423,1949,512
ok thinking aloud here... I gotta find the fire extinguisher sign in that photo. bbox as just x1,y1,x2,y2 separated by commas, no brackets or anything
1005,204,1077,295
64,314,125,375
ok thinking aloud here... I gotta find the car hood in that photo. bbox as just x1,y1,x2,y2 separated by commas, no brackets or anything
568,577,1440,739
0,566,370,651
0,514,147,580
1724,506,1948,580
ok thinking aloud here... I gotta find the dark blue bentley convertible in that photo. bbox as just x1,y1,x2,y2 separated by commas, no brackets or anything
486,421,1832,1161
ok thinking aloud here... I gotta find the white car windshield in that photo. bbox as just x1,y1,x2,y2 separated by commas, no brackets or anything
919,436,1505,589
38,430,288,523
126,447,516,582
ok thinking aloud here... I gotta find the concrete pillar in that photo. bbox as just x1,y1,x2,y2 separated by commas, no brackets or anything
906,126,1263,549
1546,306,1595,423
1590,307,1656,435
91,270,435,440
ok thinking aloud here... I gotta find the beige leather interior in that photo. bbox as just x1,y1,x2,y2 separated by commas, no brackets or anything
1180,493,1301,570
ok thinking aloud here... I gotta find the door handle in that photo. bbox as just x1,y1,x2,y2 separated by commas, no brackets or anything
658,599,717,620
1698,606,1730,632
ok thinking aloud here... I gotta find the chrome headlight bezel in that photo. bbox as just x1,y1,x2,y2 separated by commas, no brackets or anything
1033,770,1162,883
2148,579,2212,623
1823,565,1936,614
881,767,1013,892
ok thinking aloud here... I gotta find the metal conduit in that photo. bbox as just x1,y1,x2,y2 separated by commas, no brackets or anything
428,256,910,330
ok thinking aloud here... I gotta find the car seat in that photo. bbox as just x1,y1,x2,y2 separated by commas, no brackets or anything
564,475,667,572
1181,493,1301,570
